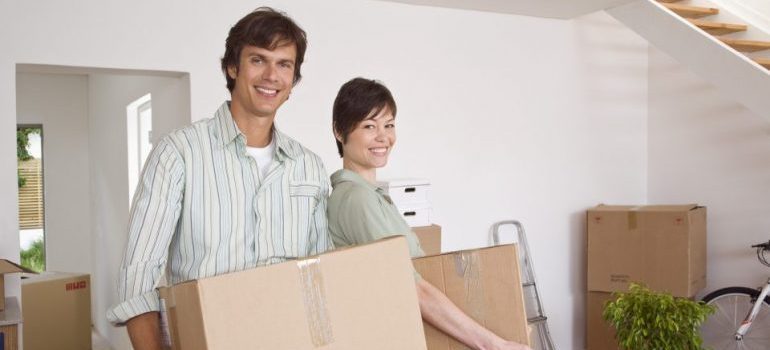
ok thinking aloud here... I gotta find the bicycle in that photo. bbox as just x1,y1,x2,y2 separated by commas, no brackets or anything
700,240,770,349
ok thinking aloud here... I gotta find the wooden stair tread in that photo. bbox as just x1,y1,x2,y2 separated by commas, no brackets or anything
662,3,719,19
720,38,770,52
753,57,770,68
688,19,747,35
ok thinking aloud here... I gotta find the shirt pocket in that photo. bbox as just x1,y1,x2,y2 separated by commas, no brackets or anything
288,181,322,253
289,181,322,199
288,181,322,219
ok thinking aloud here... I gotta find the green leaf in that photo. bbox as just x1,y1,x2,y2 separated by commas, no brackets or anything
602,282,713,349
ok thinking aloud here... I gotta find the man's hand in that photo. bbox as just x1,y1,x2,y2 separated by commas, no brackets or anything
126,311,163,350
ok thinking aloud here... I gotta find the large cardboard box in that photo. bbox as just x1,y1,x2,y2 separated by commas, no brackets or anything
0,260,35,311
21,272,91,350
587,204,707,297
160,237,426,350
413,244,530,349
413,224,442,256
586,291,619,350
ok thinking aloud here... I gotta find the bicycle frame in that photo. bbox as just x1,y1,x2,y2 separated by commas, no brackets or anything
736,278,770,340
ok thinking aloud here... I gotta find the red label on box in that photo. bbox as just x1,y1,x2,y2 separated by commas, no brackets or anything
65,280,87,291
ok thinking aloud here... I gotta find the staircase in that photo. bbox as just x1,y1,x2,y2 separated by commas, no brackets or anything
660,1,770,69
607,0,770,119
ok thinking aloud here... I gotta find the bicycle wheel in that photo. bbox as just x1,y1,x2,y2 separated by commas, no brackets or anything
701,287,770,350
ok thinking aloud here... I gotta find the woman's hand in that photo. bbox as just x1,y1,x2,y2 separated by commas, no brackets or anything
488,340,533,350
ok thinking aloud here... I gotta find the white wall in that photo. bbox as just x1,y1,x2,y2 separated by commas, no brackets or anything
14,69,189,349
88,72,189,349
16,72,92,275
648,46,770,298
0,1,650,349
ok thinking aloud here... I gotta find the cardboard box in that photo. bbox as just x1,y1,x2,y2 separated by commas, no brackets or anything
0,260,35,311
413,225,442,256
586,291,619,350
377,178,431,205
21,272,91,350
413,244,530,349
0,297,21,350
160,237,427,350
587,204,707,297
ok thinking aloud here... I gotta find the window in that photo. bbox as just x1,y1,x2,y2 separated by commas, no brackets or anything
127,94,153,204
17,125,45,272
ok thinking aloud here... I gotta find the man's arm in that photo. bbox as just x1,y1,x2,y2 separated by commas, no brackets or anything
107,138,185,345
126,312,162,350
417,279,532,350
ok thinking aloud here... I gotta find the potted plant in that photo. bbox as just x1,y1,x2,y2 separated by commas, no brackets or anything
603,283,715,350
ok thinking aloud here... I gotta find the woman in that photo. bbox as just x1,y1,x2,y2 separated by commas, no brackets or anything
327,77,531,350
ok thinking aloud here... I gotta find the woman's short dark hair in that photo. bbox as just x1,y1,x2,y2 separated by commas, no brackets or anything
221,7,307,92
332,78,397,157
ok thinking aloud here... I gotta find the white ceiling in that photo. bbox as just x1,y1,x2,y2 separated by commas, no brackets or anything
378,0,639,19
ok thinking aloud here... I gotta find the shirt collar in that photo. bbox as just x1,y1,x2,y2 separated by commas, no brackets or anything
330,169,382,193
215,101,298,160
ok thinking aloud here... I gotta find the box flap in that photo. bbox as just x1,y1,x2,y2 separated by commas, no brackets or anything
638,204,700,212
21,271,88,284
590,204,699,212
0,259,37,274
589,205,641,212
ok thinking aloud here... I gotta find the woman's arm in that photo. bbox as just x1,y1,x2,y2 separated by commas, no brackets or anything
416,279,532,350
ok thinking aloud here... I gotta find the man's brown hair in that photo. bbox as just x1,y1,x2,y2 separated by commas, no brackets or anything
221,7,307,91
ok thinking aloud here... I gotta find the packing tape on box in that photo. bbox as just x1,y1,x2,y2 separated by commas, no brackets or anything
158,298,172,348
454,251,486,322
157,287,175,349
297,258,334,347
628,206,641,230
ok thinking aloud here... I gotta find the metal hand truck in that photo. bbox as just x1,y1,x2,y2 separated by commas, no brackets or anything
491,220,556,350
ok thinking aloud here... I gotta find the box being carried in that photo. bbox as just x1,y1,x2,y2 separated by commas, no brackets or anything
413,244,530,349
160,237,426,350
586,204,707,297
413,225,442,256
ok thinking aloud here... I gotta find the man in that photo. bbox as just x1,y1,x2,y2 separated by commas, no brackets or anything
107,8,331,349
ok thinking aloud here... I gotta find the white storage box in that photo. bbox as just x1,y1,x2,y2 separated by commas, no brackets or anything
378,178,430,206
399,204,432,227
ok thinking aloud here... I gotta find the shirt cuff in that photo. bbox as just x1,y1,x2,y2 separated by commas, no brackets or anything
106,289,161,326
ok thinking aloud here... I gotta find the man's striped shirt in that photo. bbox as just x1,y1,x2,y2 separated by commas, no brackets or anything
107,102,331,324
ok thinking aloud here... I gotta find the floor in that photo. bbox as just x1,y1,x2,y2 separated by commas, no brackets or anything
92,329,112,350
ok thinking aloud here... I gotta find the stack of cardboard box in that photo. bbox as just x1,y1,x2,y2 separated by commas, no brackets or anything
379,178,442,256
585,204,707,350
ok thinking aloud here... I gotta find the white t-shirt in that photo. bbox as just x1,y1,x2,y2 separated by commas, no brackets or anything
246,138,276,180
